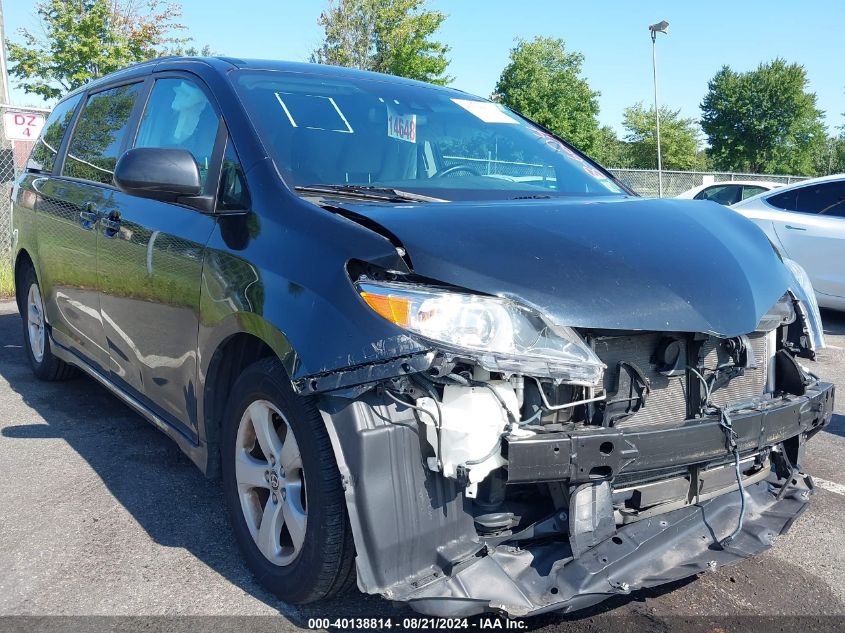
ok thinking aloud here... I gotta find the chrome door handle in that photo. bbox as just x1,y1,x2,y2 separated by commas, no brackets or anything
79,202,98,229
784,224,806,231
101,217,121,235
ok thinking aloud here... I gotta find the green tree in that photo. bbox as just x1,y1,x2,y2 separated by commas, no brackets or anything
700,59,826,175
7,0,189,100
590,126,630,168
311,0,451,85
168,44,218,57
493,37,601,155
812,135,845,176
622,103,707,170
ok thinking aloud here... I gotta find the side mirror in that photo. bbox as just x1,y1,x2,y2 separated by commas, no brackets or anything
114,147,202,202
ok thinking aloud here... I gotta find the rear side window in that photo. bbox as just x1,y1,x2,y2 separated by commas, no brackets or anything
63,83,143,185
27,94,82,173
767,188,798,211
695,184,740,205
741,185,768,200
134,78,220,187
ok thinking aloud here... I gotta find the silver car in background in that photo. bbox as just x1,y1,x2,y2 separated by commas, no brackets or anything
732,174,845,311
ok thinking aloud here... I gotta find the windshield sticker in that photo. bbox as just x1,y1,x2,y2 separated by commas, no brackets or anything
274,92,354,133
387,105,417,143
452,99,518,124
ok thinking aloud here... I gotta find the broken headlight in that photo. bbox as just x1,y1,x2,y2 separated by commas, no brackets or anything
357,280,604,385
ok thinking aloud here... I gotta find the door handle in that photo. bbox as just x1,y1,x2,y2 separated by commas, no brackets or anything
101,216,121,235
79,202,98,229
784,224,807,231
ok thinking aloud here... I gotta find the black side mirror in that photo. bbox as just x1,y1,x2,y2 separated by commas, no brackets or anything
114,147,202,202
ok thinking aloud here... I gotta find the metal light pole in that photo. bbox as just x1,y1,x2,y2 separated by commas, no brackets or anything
0,0,10,106
649,20,668,198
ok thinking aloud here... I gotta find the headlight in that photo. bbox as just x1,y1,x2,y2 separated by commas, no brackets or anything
357,280,605,385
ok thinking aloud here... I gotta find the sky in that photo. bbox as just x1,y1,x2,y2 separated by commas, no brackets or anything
4,0,844,137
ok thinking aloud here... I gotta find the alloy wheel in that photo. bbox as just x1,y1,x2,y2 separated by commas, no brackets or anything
235,399,307,566
27,283,46,363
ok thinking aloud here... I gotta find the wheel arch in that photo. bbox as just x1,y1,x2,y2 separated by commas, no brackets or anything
199,312,300,478
13,248,37,314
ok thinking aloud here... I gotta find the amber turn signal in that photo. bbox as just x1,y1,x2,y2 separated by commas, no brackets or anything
360,291,411,327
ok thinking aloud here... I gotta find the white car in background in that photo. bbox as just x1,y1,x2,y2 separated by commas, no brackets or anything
676,180,783,205
731,174,845,310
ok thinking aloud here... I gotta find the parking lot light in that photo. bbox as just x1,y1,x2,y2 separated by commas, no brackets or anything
649,20,669,198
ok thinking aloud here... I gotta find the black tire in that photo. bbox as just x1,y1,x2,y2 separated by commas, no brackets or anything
221,357,356,603
18,265,77,381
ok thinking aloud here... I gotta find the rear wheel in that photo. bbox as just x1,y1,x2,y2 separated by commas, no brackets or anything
221,357,356,603
19,266,77,381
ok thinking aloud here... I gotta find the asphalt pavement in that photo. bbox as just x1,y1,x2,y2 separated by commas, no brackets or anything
0,299,844,631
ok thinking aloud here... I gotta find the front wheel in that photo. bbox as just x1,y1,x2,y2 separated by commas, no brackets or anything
221,357,356,603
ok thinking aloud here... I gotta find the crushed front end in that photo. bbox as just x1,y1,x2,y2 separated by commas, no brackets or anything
308,276,834,618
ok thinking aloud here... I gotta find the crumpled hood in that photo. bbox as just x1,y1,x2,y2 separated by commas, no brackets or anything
339,195,795,337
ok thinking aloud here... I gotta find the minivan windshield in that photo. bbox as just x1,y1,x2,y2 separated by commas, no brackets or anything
234,69,627,202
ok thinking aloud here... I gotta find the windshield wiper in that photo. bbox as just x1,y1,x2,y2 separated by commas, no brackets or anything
294,184,446,203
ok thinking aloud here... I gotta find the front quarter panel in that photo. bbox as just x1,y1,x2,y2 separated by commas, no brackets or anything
197,158,426,398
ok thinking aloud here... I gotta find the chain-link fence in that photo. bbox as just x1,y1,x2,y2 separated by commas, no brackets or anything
442,155,807,198
442,155,555,181
607,168,808,198
1,104,48,260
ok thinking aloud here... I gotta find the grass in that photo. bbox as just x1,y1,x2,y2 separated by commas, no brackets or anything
0,261,13,300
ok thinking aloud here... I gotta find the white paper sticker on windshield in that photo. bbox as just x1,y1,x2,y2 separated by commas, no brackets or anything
387,105,417,143
452,99,518,124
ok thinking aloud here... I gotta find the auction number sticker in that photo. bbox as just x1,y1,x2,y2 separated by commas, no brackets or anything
387,105,417,143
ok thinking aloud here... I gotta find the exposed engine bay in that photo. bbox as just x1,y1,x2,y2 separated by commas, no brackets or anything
315,281,834,617
377,303,815,532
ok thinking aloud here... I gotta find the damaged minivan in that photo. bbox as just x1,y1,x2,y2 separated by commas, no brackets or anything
12,57,834,617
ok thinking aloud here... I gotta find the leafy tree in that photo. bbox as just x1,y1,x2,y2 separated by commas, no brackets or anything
7,0,190,100
493,37,601,155
622,103,707,171
812,135,845,176
311,0,451,85
590,126,630,168
700,59,826,175
168,44,218,57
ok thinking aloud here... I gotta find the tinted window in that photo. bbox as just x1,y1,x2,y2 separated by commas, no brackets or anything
767,188,798,211
768,182,845,216
27,95,82,173
797,181,845,216
695,184,741,205
741,185,768,200
217,141,250,211
134,79,219,186
63,83,143,184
